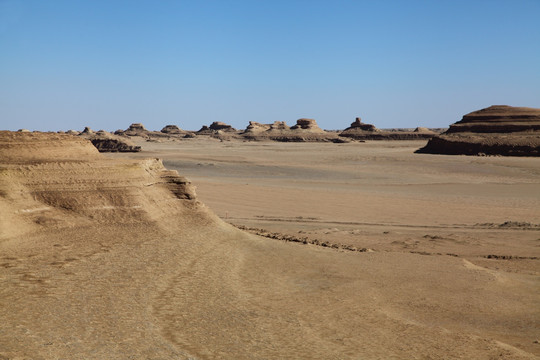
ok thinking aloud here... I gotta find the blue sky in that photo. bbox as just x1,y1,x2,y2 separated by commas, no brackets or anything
1,0,539,131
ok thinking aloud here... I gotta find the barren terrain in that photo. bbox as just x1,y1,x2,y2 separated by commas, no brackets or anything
1,134,539,359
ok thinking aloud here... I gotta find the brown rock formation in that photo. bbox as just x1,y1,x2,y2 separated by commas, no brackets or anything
79,129,142,152
0,131,101,164
0,130,197,235
208,121,236,132
161,125,186,135
414,127,435,134
340,117,436,140
81,126,94,134
348,117,379,131
241,119,340,142
269,121,290,131
115,123,186,141
417,105,540,156
291,118,324,132
244,121,271,133
195,122,240,141
124,123,147,136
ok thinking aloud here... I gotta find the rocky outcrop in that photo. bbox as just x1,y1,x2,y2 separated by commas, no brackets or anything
161,125,186,135
241,119,340,142
195,122,240,140
79,129,141,152
417,105,540,156
0,131,101,164
197,122,233,134
414,127,435,134
116,123,188,141
81,126,94,135
340,117,436,140
445,105,540,134
244,121,272,133
347,117,379,132
270,121,290,131
122,123,148,136
0,131,198,229
290,118,324,132
208,122,236,132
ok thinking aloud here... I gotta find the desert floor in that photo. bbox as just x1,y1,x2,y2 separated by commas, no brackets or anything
110,138,540,357
1,137,539,359
117,139,540,261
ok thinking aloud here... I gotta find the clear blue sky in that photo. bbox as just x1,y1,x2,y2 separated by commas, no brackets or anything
1,0,539,131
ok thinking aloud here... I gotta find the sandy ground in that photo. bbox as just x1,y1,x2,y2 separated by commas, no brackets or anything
1,136,539,359
116,139,540,259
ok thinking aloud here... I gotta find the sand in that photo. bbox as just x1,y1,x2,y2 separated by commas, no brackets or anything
1,134,539,359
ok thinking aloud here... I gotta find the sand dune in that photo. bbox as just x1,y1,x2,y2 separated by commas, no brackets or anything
1,132,539,359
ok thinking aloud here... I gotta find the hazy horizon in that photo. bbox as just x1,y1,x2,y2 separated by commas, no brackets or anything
1,0,539,132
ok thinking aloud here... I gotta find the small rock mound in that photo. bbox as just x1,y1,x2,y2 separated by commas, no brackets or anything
243,121,291,135
340,117,434,140
417,105,540,156
79,129,141,152
161,125,185,135
81,127,95,135
348,117,379,132
122,123,148,136
269,121,290,131
414,127,435,134
244,122,271,133
291,118,324,132
197,122,237,133
196,122,239,140
208,121,236,132
241,119,337,142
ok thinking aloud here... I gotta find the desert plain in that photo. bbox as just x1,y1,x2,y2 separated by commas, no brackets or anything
1,134,539,359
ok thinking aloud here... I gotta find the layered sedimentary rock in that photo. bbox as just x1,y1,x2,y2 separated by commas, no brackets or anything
122,123,148,136
209,121,236,132
79,128,141,152
195,122,240,140
414,127,436,134
290,118,324,132
417,105,540,156
345,117,379,132
242,119,341,142
340,117,435,140
197,122,236,134
0,131,196,232
244,121,272,133
161,125,186,135
116,123,188,141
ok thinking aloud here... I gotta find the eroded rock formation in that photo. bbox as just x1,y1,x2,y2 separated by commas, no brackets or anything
416,105,540,156
241,119,340,142
340,117,436,140
79,128,141,152
0,131,196,230
291,118,324,132
161,125,186,135
208,122,236,132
